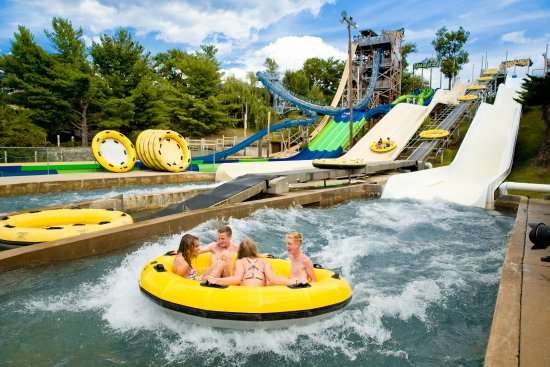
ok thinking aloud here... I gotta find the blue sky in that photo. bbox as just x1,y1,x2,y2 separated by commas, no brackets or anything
0,0,549,86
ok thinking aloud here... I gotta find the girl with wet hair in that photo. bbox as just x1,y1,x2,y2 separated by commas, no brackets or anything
173,234,200,279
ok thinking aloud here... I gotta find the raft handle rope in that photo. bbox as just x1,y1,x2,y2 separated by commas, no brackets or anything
331,273,341,280
313,263,324,269
200,280,229,289
287,283,311,289
164,250,177,256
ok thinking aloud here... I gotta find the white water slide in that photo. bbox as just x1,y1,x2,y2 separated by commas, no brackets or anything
215,84,467,181
382,76,523,208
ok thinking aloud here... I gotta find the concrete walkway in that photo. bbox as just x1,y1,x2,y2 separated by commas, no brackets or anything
486,198,550,366
0,171,214,197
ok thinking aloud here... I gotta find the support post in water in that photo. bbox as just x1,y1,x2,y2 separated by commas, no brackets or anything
341,11,357,149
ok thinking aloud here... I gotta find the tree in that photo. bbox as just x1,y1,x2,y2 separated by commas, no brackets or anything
517,74,550,167
46,17,101,146
264,57,279,74
0,26,69,141
432,26,470,89
0,104,47,146
401,42,417,72
91,29,151,132
196,44,219,66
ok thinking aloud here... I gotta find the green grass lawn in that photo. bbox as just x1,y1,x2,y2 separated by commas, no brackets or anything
507,106,550,198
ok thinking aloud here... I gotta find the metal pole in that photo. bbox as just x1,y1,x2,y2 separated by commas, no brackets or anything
267,111,271,158
346,21,354,148
545,43,549,75
429,66,433,89
471,63,475,83
244,103,248,138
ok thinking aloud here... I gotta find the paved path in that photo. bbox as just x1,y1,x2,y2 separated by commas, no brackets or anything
486,198,550,366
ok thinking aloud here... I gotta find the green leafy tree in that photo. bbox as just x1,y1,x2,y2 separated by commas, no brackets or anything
0,26,69,141
0,104,47,146
91,29,152,133
154,49,230,136
46,17,101,146
401,42,417,72
302,57,344,102
264,58,279,74
517,74,550,167
432,26,470,89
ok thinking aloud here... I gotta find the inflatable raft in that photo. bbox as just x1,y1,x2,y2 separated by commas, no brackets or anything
370,140,397,153
419,129,450,139
312,158,366,169
140,252,352,328
0,208,133,245
91,130,137,173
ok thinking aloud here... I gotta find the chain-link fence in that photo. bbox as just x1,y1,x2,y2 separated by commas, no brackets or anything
0,147,94,163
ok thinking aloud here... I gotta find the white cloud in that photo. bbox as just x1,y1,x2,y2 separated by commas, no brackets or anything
245,35,346,71
6,0,333,47
501,30,529,44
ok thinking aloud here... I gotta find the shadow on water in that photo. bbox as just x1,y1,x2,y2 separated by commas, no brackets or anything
0,198,514,366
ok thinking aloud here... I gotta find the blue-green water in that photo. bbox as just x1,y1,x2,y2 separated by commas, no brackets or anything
0,199,514,366
0,182,220,214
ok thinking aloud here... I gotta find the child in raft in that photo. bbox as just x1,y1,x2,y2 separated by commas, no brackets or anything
207,232,317,287
206,239,289,287
385,137,392,147
172,233,201,280
376,138,384,149
285,231,317,285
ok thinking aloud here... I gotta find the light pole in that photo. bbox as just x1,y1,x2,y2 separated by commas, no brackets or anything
340,11,357,149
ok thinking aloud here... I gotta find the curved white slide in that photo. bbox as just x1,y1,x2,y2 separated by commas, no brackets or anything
382,76,523,208
216,83,466,182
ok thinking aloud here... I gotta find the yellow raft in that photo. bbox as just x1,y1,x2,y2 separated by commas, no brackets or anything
91,130,137,173
140,253,352,328
136,130,191,172
478,76,493,82
370,140,397,153
458,95,479,102
0,208,133,245
419,129,449,139
466,84,486,91
312,158,366,169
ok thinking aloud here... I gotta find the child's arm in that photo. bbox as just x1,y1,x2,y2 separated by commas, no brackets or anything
264,262,291,285
304,257,317,282
209,261,244,286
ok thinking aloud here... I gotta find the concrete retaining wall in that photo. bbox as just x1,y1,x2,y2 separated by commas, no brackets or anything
0,183,382,272
0,172,215,197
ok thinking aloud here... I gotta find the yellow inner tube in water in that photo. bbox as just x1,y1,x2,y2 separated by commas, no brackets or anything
370,140,397,153
419,129,450,139
140,253,352,324
0,208,133,245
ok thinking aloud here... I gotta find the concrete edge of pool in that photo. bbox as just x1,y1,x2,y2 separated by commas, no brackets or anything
0,171,216,197
485,196,550,367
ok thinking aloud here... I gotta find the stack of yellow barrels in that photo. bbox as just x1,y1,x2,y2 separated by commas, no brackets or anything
136,130,192,172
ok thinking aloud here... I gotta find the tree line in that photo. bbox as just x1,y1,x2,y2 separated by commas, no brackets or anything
0,19,472,148
0,18,280,147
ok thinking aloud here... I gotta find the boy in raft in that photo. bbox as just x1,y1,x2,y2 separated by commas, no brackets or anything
285,231,317,285
200,225,239,278
206,239,289,287
385,137,392,147
376,138,384,149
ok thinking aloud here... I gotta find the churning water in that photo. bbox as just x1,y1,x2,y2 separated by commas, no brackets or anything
0,181,221,214
0,199,514,366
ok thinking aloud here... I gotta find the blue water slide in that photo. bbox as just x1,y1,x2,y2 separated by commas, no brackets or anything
257,49,382,115
193,116,317,163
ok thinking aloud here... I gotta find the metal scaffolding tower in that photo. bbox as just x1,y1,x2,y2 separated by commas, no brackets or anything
343,28,404,108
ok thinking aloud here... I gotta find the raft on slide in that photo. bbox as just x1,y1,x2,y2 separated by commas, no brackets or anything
140,252,352,328
312,158,366,169
370,140,397,153
0,209,133,246
419,129,449,139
